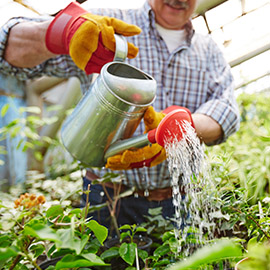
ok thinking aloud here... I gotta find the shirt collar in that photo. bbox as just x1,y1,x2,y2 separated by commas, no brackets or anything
138,1,194,45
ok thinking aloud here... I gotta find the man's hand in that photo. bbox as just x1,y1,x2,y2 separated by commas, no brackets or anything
106,107,166,170
45,1,141,74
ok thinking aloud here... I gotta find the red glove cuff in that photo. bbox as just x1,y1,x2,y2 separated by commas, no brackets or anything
130,151,161,169
84,34,114,74
45,1,88,54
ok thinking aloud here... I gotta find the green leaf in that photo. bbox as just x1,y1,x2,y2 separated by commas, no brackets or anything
23,223,61,242
87,219,108,245
153,243,171,258
162,231,175,242
100,247,119,261
1,104,10,117
34,151,43,161
0,235,12,248
119,224,132,231
55,254,107,269
46,205,64,219
120,231,131,242
0,247,18,262
138,249,148,261
148,207,163,216
81,253,108,265
135,226,147,233
20,106,41,114
29,243,45,258
119,242,136,266
57,228,89,255
167,239,242,270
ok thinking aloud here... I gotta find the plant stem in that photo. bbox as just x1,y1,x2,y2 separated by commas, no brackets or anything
106,200,121,238
230,206,270,241
84,184,91,221
81,184,91,233
9,255,22,270
9,236,35,270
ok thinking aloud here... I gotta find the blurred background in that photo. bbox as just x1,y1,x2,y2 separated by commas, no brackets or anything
0,0,269,190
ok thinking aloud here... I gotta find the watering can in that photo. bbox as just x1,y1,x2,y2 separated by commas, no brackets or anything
60,35,157,167
61,35,195,167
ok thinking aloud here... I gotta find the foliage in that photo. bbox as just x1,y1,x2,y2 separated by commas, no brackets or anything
141,207,174,240
167,239,242,270
0,191,108,269
207,91,270,204
0,105,59,163
237,240,270,270
101,224,148,267
2,91,270,269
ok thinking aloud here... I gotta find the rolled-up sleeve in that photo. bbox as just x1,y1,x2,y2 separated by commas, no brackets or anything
195,39,240,145
0,16,90,91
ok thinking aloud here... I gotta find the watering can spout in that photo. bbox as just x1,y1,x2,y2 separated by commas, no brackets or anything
104,106,194,161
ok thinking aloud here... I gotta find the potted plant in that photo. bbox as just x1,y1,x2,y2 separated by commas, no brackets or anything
101,224,152,269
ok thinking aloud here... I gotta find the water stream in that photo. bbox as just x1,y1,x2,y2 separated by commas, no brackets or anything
165,120,219,256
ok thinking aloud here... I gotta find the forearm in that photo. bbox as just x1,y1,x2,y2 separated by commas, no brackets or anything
192,113,223,144
4,20,56,67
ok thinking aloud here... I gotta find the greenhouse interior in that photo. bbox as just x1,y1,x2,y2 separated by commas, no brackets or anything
0,0,270,269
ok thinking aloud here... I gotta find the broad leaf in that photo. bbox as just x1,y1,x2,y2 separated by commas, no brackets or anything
87,219,108,245
167,239,242,270
0,247,18,262
55,254,107,269
24,223,61,242
57,228,89,255
119,242,136,266
100,247,119,261
46,205,64,219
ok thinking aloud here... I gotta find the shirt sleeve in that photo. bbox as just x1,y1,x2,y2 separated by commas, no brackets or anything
195,38,240,145
0,16,91,92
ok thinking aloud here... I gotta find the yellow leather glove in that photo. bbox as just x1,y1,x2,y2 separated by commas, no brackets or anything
46,2,141,74
106,106,167,170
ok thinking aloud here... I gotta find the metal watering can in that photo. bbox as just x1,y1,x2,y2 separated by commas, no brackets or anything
61,35,157,167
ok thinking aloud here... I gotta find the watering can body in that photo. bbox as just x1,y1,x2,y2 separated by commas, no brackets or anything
61,61,157,167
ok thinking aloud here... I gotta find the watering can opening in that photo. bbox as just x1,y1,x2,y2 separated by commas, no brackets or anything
102,62,156,106
107,63,152,81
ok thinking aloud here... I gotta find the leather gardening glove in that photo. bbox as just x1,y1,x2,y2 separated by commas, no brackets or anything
45,1,141,74
106,106,167,170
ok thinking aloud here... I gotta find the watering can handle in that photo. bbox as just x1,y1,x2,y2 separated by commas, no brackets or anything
113,35,128,62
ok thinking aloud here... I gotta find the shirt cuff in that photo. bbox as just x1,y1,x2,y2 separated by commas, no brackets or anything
195,99,240,144
0,16,49,80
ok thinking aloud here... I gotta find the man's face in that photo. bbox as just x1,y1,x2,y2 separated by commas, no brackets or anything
148,0,197,30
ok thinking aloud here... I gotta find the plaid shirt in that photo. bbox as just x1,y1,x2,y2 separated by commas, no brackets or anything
0,2,239,190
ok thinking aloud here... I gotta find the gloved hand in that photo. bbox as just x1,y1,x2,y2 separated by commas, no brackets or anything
106,106,167,170
45,1,141,74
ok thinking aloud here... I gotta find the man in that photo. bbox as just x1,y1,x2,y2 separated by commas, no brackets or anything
0,0,240,230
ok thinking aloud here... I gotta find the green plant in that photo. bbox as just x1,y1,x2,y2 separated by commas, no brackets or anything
167,239,242,270
0,189,109,269
141,207,174,241
92,173,135,238
208,91,270,204
0,105,59,163
101,224,149,268
236,239,270,270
